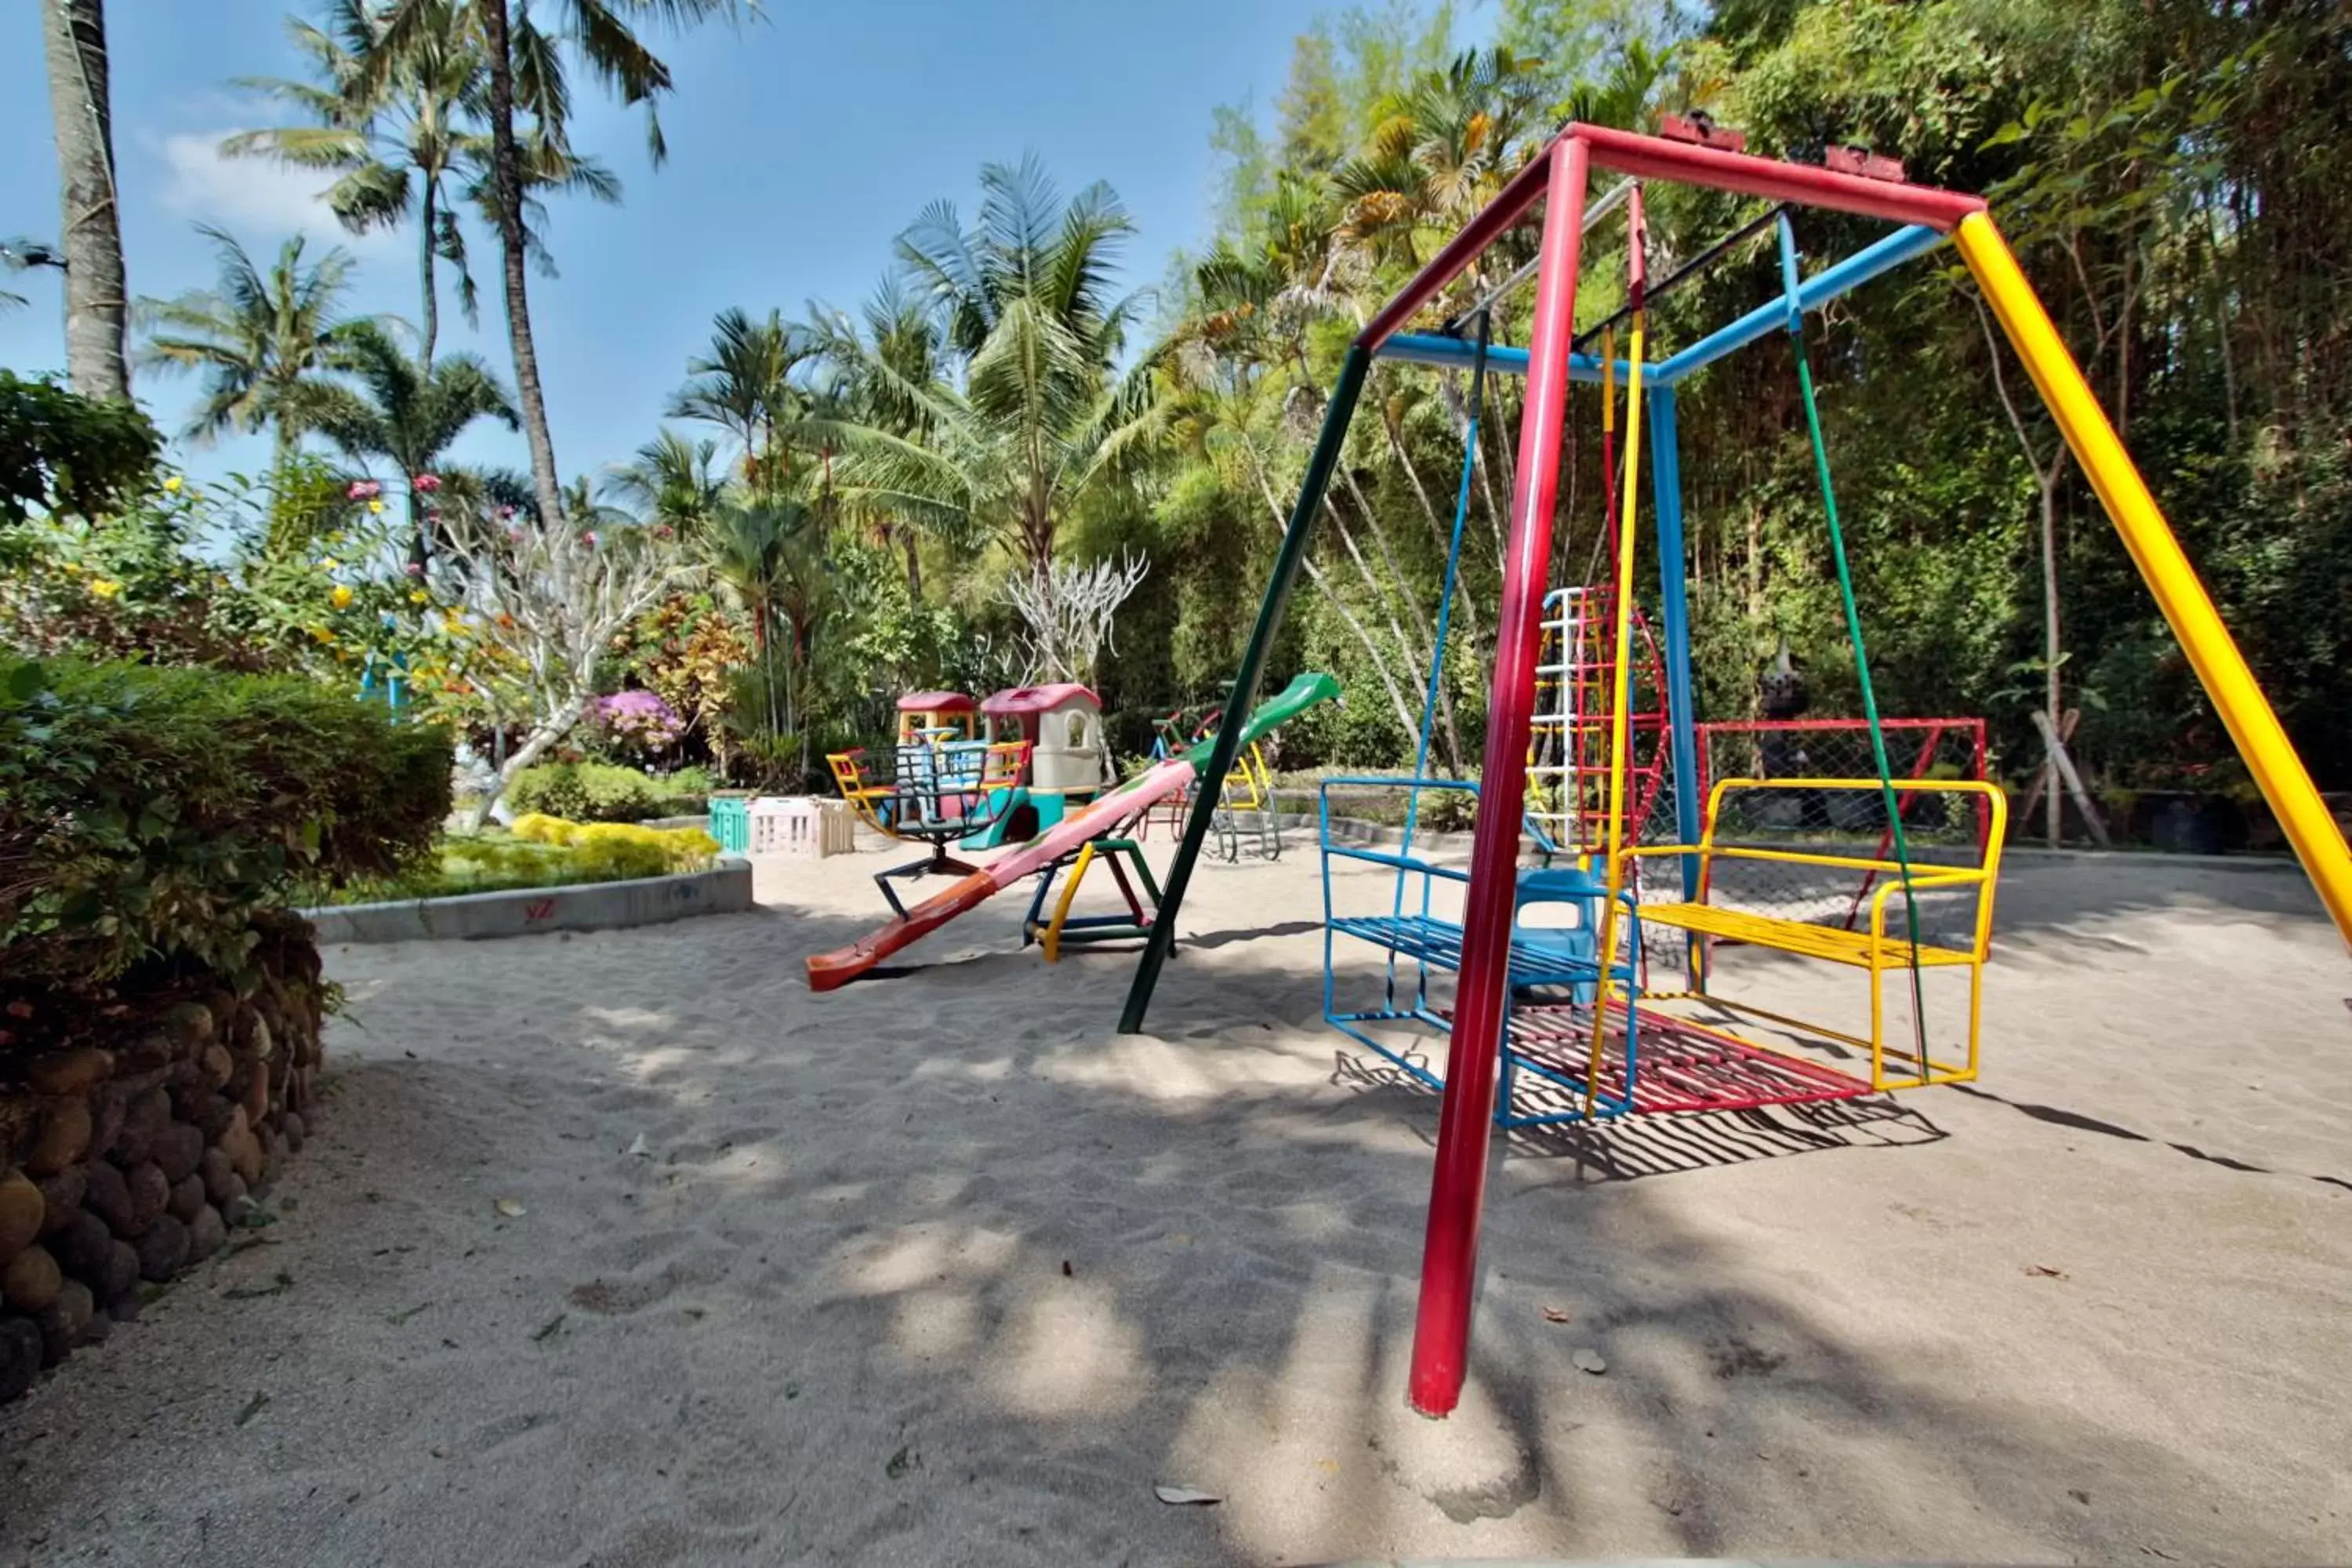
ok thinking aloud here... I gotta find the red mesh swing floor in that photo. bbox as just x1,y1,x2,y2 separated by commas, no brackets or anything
1499,1003,1876,1120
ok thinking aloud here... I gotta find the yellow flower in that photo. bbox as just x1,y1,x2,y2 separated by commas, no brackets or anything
88,578,122,599
330,584,354,609
409,589,430,604
321,556,342,570
162,474,183,493
368,499,386,514
308,625,336,644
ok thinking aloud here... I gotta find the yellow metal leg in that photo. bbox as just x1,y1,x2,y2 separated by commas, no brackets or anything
1956,212,2352,949
1042,842,1102,964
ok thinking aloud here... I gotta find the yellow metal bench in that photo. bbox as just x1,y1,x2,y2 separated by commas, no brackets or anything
1623,778,2008,1091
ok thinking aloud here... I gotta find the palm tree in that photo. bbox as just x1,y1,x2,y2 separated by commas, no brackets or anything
800,275,949,595
137,225,366,472
668,307,818,498
362,0,750,536
603,428,726,538
278,318,517,565
228,1,624,372
39,0,129,398
841,156,1156,575
701,495,833,779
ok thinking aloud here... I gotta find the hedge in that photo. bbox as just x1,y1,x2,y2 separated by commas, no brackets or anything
506,760,702,823
0,655,452,991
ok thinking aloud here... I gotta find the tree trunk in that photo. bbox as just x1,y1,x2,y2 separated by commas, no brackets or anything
418,179,439,372
464,694,588,830
902,525,922,601
481,2,568,532
2040,471,2063,849
41,0,129,402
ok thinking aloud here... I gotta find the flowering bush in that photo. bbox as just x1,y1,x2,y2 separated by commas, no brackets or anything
586,688,684,761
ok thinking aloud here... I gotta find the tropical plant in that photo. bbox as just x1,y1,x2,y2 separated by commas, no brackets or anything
669,307,821,497
602,429,726,538
360,0,751,536
278,318,517,564
817,157,1163,576
38,0,130,400
136,226,368,473
699,496,833,775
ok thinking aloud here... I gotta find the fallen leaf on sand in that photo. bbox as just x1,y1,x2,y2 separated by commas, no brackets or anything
2025,1264,2067,1279
1154,1486,1221,1506
531,1313,565,1342
387,1302,430,1325
495,1198,527,1218
624,1134,650,1158
1571,1348,1608,1374
1542,1305,1571,1323
234,1392,270,1427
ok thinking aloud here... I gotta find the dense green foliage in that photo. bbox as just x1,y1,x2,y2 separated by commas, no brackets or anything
503,760,705,822
0,372,161,543
0,654,452,988
315,822,717,903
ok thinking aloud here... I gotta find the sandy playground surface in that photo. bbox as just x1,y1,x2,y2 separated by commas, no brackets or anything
2,833,2349,1566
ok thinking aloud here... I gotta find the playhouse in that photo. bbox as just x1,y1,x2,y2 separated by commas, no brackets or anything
955,683,1107,849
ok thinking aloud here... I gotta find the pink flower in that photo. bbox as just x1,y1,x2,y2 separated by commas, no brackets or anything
412,473,442,494
495,505,516,521
405,561,426,579
347,480,381,501
579,530,599,548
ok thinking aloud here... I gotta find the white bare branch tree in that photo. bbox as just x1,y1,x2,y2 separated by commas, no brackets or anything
1000,550,1149,685
441,510,692,828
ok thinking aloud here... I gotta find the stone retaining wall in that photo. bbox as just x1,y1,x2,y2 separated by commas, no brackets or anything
0,911,324,1403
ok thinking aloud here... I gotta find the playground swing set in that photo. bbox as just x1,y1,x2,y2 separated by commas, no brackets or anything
1105,120,2352,1419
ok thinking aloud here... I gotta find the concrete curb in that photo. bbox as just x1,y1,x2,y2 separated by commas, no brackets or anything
302,858,755,945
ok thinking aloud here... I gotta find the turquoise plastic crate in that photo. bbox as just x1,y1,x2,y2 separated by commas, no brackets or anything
707,794,752,855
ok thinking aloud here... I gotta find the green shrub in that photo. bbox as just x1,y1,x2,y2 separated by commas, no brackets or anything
0,653,452,989
506,760,670,822
319,825,720,904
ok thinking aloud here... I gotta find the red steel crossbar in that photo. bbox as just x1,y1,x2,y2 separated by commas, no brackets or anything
1356,126,1985,354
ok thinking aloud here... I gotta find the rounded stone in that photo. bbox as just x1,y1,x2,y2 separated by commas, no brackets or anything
134,1216,190,1283
154,1122,205,1185
94,1241,140,1306
199,1045,234,1090
122,1162,169,1237
79,1161,133,1237
0,1170,43,1262
184,1205,227,1265
34,1168,84,1237
199,1147,236,1206
53,1211,114,1284
25,1047,114,1098
110,1088,172,1167
24,1098,93,1178
166,1174,207,1225
165,1000,215,1050
281,1112,306,1154
35,1280,93,1367
1,1245,62,1312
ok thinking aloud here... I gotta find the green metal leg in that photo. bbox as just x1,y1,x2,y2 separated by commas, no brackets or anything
1118,344,1372,1034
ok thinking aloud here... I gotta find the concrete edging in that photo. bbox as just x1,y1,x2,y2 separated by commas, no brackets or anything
302,857,755,945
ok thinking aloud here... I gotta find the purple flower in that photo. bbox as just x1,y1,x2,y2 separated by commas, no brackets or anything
588,690,684,753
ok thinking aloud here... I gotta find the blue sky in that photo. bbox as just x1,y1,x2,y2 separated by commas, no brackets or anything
2,0,1468,490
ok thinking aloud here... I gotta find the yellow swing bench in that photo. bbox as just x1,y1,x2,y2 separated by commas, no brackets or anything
1622,777,2008,1091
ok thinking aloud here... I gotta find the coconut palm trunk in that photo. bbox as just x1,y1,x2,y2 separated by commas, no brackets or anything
479,0,567,530
418,180,439,369
41,0,129,401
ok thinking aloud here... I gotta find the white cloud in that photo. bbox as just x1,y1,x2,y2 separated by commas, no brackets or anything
154,130,401,255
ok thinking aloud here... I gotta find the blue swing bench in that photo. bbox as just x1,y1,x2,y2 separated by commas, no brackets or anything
1319,776,1642,1126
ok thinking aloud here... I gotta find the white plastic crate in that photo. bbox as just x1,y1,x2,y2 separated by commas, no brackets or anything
750,796,854,858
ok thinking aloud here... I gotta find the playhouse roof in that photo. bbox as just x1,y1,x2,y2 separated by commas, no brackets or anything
896,691,975,713
982,682,1100,717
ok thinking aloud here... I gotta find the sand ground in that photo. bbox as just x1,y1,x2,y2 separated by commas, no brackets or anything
2,835,2348,1566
